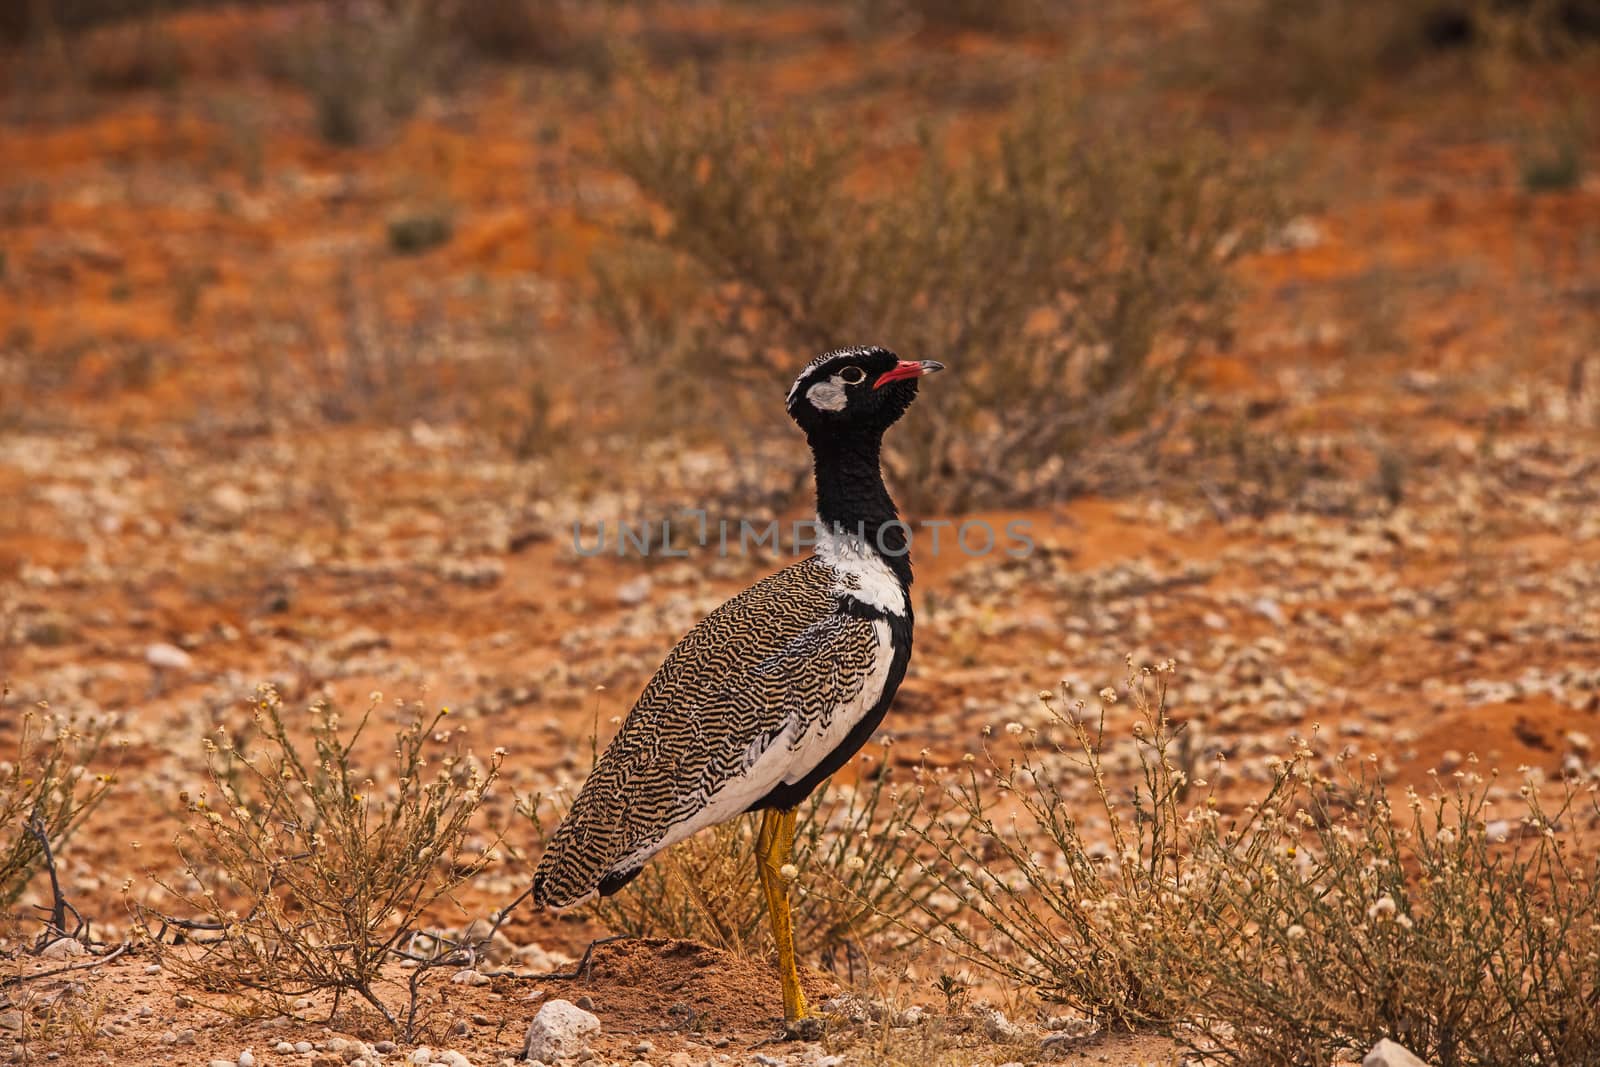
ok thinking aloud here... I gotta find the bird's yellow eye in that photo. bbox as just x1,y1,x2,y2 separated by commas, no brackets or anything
839,366,866,385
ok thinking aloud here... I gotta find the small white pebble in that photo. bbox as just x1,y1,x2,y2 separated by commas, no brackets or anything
239,1051,256,1067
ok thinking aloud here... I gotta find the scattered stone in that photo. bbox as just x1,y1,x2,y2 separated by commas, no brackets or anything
523,999,601,1062
891,1005,928,1027
977,1006,1025,1043
1364,1039,1431,1067
1275,216,1325,251
277,1044,297,1055
0,1011,23,1031
240,1051,257,1067
144,642,195,672
39,938,85,959
514,944,573,973
616,576,653,605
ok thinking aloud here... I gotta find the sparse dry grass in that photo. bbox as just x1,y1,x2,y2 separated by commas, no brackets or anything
909,666,1600,1064
0,703,116,916
136,687,503,1038
1170,760,1600,1066
584,749,969,963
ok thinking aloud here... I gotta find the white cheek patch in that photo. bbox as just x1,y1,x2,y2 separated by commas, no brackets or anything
807,377,848,412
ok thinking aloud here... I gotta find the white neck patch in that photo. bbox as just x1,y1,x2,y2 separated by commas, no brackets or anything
816,523,907,617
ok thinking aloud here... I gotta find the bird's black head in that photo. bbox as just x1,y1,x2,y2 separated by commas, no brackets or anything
785,345,945,441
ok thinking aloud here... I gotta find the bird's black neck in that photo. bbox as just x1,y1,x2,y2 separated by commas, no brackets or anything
809,431,912,588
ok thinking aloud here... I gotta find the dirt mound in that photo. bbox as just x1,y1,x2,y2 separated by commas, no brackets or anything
544,938,836,1036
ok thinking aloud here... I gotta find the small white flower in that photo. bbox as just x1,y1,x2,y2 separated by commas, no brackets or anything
1286,924,1306,941
1367,894,1397,920
778,863,799,882
845,855,866,871
1099,687,1118,704
1005,722,1024,736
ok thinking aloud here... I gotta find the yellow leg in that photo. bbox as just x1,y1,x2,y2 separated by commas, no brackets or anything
756,807,808,1022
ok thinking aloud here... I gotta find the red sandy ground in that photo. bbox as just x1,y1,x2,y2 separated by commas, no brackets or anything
2,4,1598,1066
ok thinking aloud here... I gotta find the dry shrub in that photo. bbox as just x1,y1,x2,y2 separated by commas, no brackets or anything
1182,0,1600,104
849,0,1052,34
597,79,1285,510
138,687,502,1038
908,668,1202,1026
1167,758,1600,1066
588,749,968,964
265,0,450,146
912,668,1600,1063
0,703,116,914
0,967,113,1061
444,0,584,65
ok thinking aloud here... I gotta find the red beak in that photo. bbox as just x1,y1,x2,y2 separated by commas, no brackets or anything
874,359,946,389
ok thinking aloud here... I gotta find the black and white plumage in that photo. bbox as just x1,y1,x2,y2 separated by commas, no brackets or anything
532,557,896,906
531,347,943,997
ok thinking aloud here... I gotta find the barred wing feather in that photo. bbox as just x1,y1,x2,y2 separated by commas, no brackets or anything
531,558,883,907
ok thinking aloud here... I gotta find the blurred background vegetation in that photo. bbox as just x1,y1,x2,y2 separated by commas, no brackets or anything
1,0,1595,510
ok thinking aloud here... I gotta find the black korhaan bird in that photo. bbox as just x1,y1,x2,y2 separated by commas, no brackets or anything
530,346,942,1023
